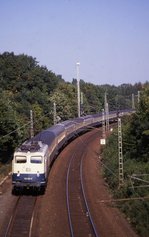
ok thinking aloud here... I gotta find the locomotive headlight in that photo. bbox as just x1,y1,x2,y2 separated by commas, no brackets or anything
17,171,20,176
37,171,40,177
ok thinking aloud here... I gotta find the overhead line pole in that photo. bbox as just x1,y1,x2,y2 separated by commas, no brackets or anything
53,102,57,125
118,117,124,187
80,92,83,116
132,93,135,109
30,110,34,138
137,90,140,104
104,92,109,131
102,108,106,139
76,62,81,117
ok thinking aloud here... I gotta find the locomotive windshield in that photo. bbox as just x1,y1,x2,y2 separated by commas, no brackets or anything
15,156,27,163
30,156,42,163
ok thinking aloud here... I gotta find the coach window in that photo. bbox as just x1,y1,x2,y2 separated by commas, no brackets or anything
15,156,27,163
31,156,42,163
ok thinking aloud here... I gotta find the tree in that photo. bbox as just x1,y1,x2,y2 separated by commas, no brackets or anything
49,83,78,120
0,91,22,162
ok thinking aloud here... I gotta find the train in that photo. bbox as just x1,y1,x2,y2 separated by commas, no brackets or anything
12,110,133,194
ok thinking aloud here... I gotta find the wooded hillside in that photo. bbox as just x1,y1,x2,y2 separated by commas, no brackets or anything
0,52,145,162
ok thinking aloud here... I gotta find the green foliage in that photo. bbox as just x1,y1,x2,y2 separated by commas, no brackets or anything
121,200,149,237
0,90,22,162
49,82,77,120
73,79,140,112
0,52,62,162
123,86,149,162
102,131,119,188
102,87,149,236
0,51,146,165
103,130,149,236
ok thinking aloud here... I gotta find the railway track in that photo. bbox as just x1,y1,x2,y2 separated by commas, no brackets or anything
4,195,37,237
66,134,100,237
0,128,139,237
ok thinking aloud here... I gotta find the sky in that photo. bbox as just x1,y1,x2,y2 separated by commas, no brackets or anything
0,0,149,86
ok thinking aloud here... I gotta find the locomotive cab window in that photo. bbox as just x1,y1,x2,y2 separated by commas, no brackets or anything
15,156,27,163
30,156,42,163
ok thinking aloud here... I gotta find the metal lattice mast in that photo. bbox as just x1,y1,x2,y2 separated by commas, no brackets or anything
137,90,140,104
106,102,109,131
30,110,34,138
104,92,109,131
102,108,106,138
118,118,124,187
132,93,135,109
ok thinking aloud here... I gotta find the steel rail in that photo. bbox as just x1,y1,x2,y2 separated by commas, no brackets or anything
4,196,21,237
80,153,100,237
4,196,37,237
66,153,75,237
66,140,100,237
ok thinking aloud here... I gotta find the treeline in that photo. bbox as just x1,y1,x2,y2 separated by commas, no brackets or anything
0,52,145,162
102,86,149,236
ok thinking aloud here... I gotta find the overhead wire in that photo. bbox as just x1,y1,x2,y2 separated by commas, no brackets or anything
0,110,52,140
74,123,149,202
71,121,118,178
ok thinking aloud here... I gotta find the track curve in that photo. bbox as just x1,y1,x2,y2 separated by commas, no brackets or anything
66,135,100,237
0,128,139,237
